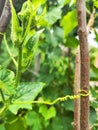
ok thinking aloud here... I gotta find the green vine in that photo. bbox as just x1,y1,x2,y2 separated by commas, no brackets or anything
13,90,90,105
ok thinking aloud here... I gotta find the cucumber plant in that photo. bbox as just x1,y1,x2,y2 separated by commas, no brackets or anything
0,0,46,118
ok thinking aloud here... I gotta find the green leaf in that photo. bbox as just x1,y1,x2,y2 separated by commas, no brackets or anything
64,100,74,111
45,29,58,47
60,9,77,37
39,105,47,119
0,66,14,84
48,113,74,130
54,27,64,42
0,124,5,130
94,0,98,8
66,36,79,48
45,6,62,25
51,116,64,130
94,30,98,42
64,114,73,129
25,111,36,126
0,66,15,98
18,0,46,37
46,106,56,120
36,4,49,27
5,115,27,130
69,0,76,6
9,82,45,114
9,0,22,45
32,0,46,8
57,0,70,6
89,107,97,126
90,87,98,99
8,104,32,115
18,0,33,36
25,111,42,130
15,82,45,102
91,64,98,80
39,105,56,120
22,29,44,72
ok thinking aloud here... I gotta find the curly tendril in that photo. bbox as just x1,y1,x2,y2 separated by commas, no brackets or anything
13,89,90,105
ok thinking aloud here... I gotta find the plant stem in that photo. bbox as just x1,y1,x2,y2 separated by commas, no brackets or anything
4,34,18,68
15,45,22,87
0,89,5,103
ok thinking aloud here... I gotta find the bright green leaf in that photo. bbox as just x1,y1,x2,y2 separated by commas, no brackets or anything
60,9,77,37
15,82,45,102
22,29,44,72
39,105,56,120
32,0,46,8
9,82,45,114
94,0,98,8
9,0,22,45
39,105,48,119
8,104,32,115
37,6,48,27
45,106,56,120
